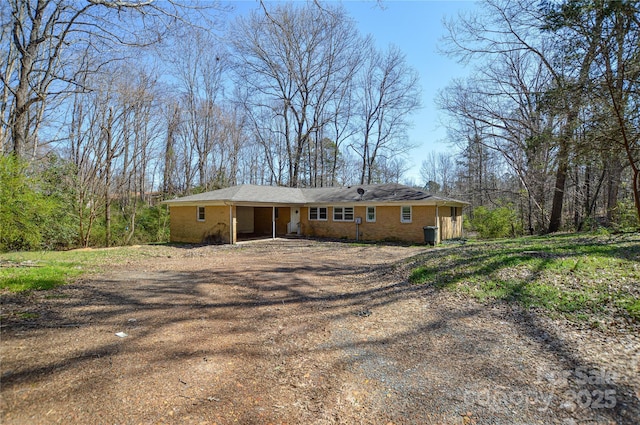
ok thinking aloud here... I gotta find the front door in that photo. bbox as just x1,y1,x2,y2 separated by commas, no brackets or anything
290,207,300,234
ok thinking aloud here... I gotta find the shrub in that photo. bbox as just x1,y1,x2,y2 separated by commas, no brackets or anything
136,204,170,243
469,206,520,239
611,200,640,232
38,155,78,249
0,156,54,251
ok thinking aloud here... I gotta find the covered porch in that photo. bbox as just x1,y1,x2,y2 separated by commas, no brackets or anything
234,205,302,242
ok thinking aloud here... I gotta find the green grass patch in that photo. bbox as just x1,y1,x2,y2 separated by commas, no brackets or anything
617,298,640,321
0,262,84,292
409,232,640,326
409,266,438,285
1,245,171,293
348,242,371,247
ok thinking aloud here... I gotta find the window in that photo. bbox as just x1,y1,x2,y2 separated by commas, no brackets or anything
345,207,354,221
366,206,376,222
309,206,327,221
333,206,354,221
197,206,205,221
451,207,457,222
401,206,412,223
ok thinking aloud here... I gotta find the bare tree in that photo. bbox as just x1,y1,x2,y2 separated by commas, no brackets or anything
438,42,558,232
67,80,104,247
353,44,421,185
441,0,610,232
162,100,181,196
1,0,211,160
114,68,161,244
63,58,161,247
590,1,640,224
375,156,410,185
419,152,439,191
161,27,228,190
324,76,360,186
230,2,364,187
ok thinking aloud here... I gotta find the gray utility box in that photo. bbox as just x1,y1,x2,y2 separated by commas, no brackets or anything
423,226,438,246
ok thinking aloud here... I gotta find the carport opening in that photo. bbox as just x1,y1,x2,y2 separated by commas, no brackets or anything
236,207,290,241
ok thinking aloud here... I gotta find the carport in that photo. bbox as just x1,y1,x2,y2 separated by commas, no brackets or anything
235,205,292,241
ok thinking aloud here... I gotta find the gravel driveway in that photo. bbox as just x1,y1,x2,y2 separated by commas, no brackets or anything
1,239,638,424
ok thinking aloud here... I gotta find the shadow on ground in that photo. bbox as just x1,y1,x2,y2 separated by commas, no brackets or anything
1,239,638,424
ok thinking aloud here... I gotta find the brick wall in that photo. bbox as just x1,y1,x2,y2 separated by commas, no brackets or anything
300,205,441,244
169,205,232,244
170,204,463,245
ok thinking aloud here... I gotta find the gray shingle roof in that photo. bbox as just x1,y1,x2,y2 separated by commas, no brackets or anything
163,183,468,205
302,184,432,203
162,185,306,204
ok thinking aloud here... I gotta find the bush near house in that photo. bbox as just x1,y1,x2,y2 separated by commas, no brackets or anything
0,156,170,252
0,156,66,251
468,205,521,239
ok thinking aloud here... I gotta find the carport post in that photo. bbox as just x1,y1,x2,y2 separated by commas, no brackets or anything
272,206,276,239
229,204,234,244
435,204,440,244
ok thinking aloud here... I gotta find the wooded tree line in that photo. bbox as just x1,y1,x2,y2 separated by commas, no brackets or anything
427,0,639,235
1,0,421,249
1,0,638,250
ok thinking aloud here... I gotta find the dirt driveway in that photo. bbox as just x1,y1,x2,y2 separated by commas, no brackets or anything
1,239,638,424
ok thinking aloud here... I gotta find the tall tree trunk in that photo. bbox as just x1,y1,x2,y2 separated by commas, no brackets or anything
124,211,136,245
104,109,114,248
548,137,569,233
575,166,582,230
11,0,46,158
605,158,623,224
547,7,605,233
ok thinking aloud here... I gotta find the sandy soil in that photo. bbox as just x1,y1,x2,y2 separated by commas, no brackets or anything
1,239,638,424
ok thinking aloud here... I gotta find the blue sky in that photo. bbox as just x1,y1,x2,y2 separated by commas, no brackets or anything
226,0,478,183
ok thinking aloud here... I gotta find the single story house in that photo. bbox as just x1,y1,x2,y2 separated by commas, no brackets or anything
162,183,468,245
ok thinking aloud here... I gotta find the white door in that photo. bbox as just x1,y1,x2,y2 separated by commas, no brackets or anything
290,207,300,234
